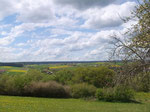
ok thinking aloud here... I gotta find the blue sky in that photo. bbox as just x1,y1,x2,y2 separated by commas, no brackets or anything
0,0,137,62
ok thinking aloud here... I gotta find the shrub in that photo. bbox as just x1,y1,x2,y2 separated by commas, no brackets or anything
2,69,46,96
71,83,96,98
114,86,135,102
0,74,25,96
0,69,71,97
96,88,114,101
54,69,74,85
96,86,135,102
24,69,44,82
24,81,70,98
133,72,150,92
72,66,115,88
0,74,10,94
0,74,31,96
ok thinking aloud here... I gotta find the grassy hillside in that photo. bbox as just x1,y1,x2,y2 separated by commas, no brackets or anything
0,93,150,112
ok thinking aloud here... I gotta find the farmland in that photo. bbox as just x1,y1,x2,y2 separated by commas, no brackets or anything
0,66,27,75
49,65,71,69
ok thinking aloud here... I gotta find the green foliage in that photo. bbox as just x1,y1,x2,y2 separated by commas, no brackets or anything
71,83,96,98
5,75,26,95
133,72,150,92
24,69,44,82
139,73,150,92
114,86,135,102
0,74,10,94
0,69,54,96
0,74,23,95
0,66,116,98
40,74,55,82
54,69,74,85
96,86,135,102
96,88,114,101
72,66,115,88
51,66,115,88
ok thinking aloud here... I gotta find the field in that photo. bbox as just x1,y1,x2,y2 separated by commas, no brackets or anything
0,93,150,112
0,66,27,75
0,62,121,73
49,65,71,69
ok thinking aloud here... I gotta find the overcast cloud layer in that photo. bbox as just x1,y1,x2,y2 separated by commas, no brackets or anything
0,0,137,62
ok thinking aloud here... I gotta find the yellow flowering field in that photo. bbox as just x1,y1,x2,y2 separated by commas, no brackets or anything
110,65,121,68
49,65,70,69
0,66,13,68
8,70,27,73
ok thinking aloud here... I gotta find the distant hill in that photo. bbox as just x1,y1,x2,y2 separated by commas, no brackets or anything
0,60,122,66
0,63,24,67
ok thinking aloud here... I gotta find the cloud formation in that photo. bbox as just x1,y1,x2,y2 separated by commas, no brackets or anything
17,0,54,23
0,0,137,62
82,2,136,29
0,0,17,20
54,0,118,10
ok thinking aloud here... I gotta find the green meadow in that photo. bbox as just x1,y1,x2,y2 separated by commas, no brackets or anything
0,93,150,112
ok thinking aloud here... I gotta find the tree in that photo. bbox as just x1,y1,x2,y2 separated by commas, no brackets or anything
110,0,150,87
111,0,150,66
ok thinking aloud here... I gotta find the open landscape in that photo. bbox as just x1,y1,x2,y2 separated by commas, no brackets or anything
0,0,149,112
0,61,149,112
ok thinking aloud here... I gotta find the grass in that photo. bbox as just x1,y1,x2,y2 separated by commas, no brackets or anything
0,93,150,112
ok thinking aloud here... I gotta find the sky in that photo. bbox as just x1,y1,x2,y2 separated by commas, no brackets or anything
0,0,137,62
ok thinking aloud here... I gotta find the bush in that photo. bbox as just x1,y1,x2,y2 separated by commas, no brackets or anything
0,74,10,94
24,81,70,98
24,69,44,82
72,66,115,88
96,88,114,101
114,86,135,102
54,69,74,85
0,69,71,97
71,83,96,98
96,86,135,102
0,69,46,96
0,74,26,96
133,72,150,92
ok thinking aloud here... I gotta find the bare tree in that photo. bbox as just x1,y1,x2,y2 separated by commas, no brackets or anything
110,0,150,87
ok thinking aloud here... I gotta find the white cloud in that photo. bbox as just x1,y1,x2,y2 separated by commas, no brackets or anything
0,23,36,46
82,2,136,29
0,27,23,46
0,46,19,62
0,0,55,23
17,0,54,23
0,0,17,20
22,29,121,61
16,43,27,47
